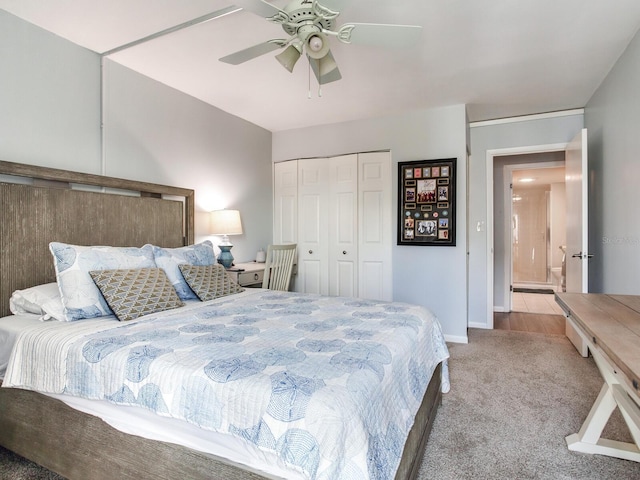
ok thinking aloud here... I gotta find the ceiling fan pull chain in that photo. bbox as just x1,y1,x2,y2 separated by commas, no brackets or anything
318,86,322,97
308,61,312,99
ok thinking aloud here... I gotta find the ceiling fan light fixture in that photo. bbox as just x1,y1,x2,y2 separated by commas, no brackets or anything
219,0,424,87
276,43,302,72
305,32,330,59
309,35,323,52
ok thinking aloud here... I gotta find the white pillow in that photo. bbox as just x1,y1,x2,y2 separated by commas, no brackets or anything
9,283,65,321
150,241,216,301
49,242,157,321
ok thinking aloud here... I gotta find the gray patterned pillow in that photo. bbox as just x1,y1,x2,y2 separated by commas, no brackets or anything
89,268,184,321
178,264,244,301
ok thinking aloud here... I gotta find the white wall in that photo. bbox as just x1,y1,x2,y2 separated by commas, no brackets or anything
273,106,469,342
468,114,583,327
1,11,273,264
585,28,640,294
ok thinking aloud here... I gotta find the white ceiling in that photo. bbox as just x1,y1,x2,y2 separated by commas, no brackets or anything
513,167,565,187
2,0,640,132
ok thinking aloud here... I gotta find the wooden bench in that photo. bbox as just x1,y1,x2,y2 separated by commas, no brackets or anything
555,293,640,462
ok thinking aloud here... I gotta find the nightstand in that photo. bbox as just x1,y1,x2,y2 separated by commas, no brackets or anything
226,262,265,287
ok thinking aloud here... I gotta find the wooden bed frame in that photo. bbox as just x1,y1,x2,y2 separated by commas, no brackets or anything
0,160,442,480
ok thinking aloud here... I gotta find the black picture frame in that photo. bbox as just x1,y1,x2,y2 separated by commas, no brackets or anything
397,158,456,246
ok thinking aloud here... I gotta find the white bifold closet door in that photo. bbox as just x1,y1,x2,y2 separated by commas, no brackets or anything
297,156,331,295
273,152,391,300
357,151,392,301
296,154,358,297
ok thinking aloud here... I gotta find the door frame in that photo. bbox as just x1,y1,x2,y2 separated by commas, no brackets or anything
485,142,568,327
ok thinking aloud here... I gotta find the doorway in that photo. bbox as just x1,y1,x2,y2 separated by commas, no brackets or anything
485,144,569,327
505,160,566,315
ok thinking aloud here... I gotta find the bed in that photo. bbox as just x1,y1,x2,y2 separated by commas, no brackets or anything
0,160,449,480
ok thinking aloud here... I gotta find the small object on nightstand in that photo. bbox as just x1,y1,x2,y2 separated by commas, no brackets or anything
226,267,245,272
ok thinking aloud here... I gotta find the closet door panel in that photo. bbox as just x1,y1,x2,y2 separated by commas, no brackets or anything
361,261,384,300
298,158,329,295
273,161,297,245
301,259,323,294
329,155,358,297
359,152,392,300
335,261,356,297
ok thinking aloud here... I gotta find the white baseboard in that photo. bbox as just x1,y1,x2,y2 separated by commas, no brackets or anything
493,306,506,313
468,322,491,330
444,334,468,344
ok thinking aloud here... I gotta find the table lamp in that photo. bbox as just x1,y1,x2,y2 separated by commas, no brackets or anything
210,209,243,268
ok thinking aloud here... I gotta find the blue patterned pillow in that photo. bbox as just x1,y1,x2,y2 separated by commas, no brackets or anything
150,241,215,300
49,242,156,321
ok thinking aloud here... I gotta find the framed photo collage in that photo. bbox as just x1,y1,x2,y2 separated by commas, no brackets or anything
397,158,456,246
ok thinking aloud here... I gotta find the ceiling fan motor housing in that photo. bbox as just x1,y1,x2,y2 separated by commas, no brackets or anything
281,0,336,36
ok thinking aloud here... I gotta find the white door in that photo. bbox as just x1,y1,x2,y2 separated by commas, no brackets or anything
297,158,329,295
565,128,589,294
273,161,298,245
273,161,299,290
358,151,393,300
329,155,358,297
564,128,589,357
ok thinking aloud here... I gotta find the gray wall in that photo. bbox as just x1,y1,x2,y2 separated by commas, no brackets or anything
585,27,640,294
273,105,469,342
0,10,101,171
1,11,273,264
103,61,273,262
468,114,584,327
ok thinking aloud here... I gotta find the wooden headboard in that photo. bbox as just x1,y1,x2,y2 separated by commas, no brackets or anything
0,160,195,317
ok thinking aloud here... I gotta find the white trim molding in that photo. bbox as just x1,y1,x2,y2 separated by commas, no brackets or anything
444,334,469,344
470,109,584,128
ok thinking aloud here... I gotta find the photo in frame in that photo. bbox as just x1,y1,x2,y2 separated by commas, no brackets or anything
398,158,456,246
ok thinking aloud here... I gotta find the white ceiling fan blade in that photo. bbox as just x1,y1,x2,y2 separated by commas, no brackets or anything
339,23,422,48
233,0,288,22
308,50,342,85
220,41,284,65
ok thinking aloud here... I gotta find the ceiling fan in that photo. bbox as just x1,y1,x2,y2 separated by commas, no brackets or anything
220,0,422,85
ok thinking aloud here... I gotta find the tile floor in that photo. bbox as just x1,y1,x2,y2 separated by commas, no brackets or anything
512,291,565,315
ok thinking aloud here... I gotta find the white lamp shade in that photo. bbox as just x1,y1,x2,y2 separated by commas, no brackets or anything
210,209,243,236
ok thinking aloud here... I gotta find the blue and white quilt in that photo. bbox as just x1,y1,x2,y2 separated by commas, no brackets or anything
4,289,449,479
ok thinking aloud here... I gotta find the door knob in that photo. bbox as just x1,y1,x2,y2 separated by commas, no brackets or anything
308,250,313,254
342,250,347,255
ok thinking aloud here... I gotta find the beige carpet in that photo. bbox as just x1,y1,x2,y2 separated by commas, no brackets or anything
419,328,640,479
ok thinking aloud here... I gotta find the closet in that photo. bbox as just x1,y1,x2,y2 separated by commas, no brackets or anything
273,151,392,301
